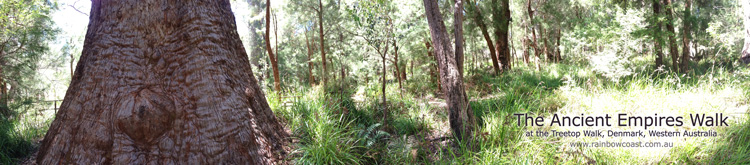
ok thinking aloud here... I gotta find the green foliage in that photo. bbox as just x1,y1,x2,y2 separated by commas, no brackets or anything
0,0,58,163
2,0,748,163
0,0,58,118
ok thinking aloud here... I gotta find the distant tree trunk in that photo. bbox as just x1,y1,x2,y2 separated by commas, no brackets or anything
70,53,75,78
318,0,327,86
378,37,391,123
423,0,476,141
555,29,562,62
381,51,387,120
264,0,281,98
544,29,553,61
426,41,441,90
510,25,516,66
652,0,665,68
743,0,750,64
523,36,530,64
470,6,501,75
453,0,465,77
527,0,541,70
332,61,337,80
37,1,288,164
680,0,691,72
305,30,316,85
492,0,511,72
0,66,7,117
342,67,346,80
393,42,403,92
408,60,412,81
663,0,679,71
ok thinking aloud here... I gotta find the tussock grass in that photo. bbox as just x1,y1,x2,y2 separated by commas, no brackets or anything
434,60,750,164
273,61,750,164
0,104,53,164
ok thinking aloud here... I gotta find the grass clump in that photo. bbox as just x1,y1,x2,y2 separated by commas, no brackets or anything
0,103,53,164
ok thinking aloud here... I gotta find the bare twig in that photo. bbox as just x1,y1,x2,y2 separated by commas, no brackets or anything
67,1,89,16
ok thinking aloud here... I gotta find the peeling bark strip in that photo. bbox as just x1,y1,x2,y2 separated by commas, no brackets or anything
422,0,476,141
37,0,288,164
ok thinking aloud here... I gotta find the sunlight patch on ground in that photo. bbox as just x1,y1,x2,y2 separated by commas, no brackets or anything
540,80,750,162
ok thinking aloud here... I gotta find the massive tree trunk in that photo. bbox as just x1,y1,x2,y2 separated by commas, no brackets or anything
422,0,476,141
318,0,328,86
264,0,281,97
37,1,288,164
653,0,665,68
465,0,500,74
663,0,679,71
740,0,750,64
680,0,691,72
492,0,511,71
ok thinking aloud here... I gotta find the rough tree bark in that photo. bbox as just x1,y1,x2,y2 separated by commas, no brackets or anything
680,0,691,72
453,0,465,76
264,0,281,97
663,0,679,71
423,0,476,141
653,0,665,68
37,0,288,164
492,0,511,71
465,0,500,74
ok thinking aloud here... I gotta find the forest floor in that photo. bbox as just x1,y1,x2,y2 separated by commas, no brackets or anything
273,59,750,164
5,60,750,164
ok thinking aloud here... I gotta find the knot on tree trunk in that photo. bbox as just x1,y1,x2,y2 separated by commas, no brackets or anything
114,86,176,146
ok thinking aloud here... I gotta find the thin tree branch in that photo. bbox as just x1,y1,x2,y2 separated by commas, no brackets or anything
67,1,89,16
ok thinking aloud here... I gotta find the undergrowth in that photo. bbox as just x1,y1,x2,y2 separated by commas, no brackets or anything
271,58,750,164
